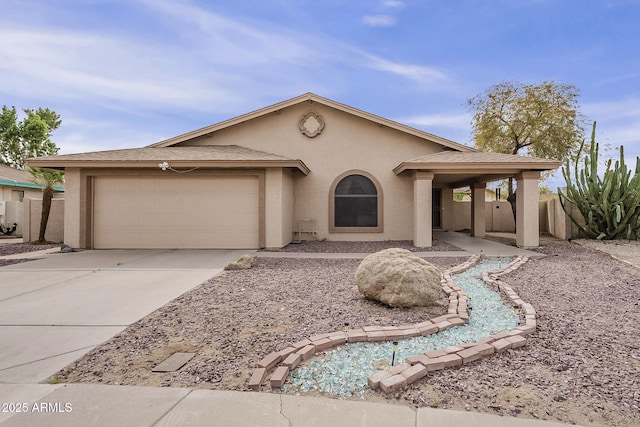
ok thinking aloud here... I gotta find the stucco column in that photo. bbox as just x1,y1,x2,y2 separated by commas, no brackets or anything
516,171,541,248
441,187,454,231
413,171,434,247
62,168,83,248
471,183,486,237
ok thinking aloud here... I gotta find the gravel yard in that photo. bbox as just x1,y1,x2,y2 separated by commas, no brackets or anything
0,242,59,267
400,241,640,427
3,238,638,426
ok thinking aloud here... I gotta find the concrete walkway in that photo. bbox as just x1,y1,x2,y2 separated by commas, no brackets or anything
257,231,543,259
0,240,577,427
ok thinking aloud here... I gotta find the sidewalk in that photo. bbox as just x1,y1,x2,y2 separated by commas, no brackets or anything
0,384,576,427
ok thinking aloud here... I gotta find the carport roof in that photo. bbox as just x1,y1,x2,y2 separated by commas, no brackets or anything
27,145,311,175
394,150,562,186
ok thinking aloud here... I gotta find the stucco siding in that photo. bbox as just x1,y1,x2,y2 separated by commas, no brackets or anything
265,168,296,248
183,102,443,241
63,168,82,248
282,169,294,245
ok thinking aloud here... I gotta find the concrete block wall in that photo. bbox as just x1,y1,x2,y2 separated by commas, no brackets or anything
452,200,549,233
22,198,65,243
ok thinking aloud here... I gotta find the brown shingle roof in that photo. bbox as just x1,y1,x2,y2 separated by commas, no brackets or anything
27,145,310,175
30,145,294,162
394,151,562,174
0,164,33,183
0,164,65,191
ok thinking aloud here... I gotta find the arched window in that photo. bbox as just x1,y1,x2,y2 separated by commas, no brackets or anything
329,171,384,233
335,175,378,227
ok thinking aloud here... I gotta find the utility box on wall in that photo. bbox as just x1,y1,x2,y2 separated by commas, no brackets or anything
1,201,23,236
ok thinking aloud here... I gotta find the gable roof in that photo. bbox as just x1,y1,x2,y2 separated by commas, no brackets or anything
148,92,476,152
27,145,310,175
0,164,65,191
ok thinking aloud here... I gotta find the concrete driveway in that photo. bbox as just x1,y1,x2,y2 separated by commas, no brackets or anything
0,249,251,384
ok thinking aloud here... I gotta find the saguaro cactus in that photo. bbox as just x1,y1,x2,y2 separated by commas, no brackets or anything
559,122,640,240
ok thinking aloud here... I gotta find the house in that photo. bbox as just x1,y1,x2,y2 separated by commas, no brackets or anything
28,93,561,250
0,164,64,236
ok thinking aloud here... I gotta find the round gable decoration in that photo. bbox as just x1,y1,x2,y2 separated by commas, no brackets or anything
299,112,325,138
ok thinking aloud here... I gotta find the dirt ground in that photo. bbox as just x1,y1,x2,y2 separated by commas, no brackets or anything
2,238,638,426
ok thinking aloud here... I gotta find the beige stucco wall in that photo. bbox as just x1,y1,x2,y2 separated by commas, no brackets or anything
22,198,64,243
451,200,548,233
485,202,515,232
62,168,83,248
547,197,582,239
282,169,294,244
265,168,295,248
1,186,43,202
183,102,445,241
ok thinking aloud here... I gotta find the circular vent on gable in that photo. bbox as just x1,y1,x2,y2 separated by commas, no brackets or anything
299,112,325,138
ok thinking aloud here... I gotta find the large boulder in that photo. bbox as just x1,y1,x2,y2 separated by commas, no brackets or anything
224,255,255,270
355,248,443,307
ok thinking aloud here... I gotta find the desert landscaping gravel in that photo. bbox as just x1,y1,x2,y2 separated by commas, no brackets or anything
399,241,639,427
3,238,637,426
0,242,58,267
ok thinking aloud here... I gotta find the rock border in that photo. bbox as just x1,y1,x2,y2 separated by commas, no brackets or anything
247,254,535,393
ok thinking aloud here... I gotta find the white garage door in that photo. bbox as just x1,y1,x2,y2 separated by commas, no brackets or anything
93,175,259,249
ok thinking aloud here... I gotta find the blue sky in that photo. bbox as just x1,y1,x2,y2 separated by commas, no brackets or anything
1,0,639,186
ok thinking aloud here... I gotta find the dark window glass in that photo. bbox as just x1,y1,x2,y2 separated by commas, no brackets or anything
334,175,378,227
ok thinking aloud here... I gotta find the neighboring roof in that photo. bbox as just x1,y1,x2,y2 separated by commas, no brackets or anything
0,164,65,192
28,145,310,175
394,151,562,175
148,92,476,153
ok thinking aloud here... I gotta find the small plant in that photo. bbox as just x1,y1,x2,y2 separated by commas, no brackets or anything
559,122,640,240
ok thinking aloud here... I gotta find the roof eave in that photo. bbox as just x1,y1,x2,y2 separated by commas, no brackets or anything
394,160,563,175
0,179,64,191
26,159,311,175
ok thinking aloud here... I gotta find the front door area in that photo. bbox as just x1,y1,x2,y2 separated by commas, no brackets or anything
432,188,442,228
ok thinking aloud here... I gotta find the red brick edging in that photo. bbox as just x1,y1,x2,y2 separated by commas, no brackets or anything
247,255,536,392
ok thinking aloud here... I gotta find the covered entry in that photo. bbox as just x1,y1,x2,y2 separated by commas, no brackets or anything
395,151,562,248
93,175,259,249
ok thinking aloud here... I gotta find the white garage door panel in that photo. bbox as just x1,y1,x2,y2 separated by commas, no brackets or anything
93,176,259,249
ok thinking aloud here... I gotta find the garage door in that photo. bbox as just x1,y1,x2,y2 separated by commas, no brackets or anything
93,175,259,249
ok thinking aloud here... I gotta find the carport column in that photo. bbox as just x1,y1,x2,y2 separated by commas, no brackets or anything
471,183,486,237
516,171,541,248
413,171,434,247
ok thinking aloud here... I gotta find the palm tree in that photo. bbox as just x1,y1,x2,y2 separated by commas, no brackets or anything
26,166,64,243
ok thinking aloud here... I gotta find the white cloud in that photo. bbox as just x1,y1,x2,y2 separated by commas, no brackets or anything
399,113,471,129
382,1,406,8
362,14,397,27
583,98,640,159
0,27,246,114
362,54,449,86
0,0,459,153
